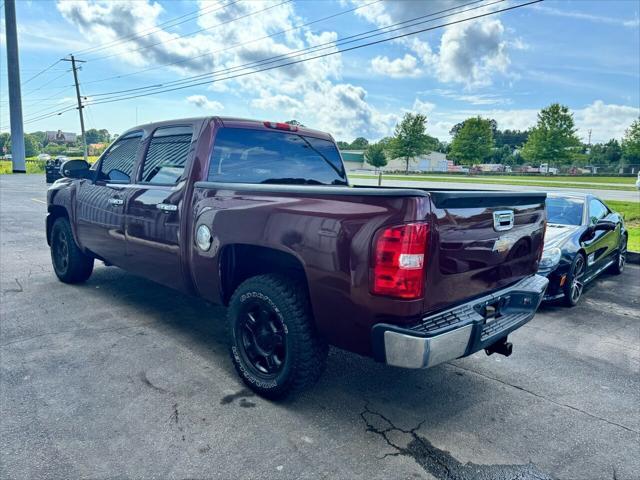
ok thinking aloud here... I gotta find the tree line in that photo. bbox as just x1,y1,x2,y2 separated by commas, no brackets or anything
337,104,640,173
0,128,112,158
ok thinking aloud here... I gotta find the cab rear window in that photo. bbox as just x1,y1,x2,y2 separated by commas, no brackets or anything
207,128,347,186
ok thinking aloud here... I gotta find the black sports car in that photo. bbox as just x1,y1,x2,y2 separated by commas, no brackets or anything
538,193,627,306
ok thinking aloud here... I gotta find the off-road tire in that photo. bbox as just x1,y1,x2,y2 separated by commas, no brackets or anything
227,274,328,400
50,217,94,283
609,235,627,275
562,253,585,307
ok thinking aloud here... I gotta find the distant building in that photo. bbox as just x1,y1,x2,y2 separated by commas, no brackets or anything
339,149,366,172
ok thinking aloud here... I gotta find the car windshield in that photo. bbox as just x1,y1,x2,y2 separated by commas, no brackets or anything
546,197,584,226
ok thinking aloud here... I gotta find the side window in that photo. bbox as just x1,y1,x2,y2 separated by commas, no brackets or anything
588,199,608,225
140,126,193,185
98,132,142,182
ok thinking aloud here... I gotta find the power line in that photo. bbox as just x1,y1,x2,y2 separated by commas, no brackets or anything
21,59,62,86
85,1,541,107
73,0,241,57
78,0,383,87
89,0,492,100
84,0,293,63
23,0,540,125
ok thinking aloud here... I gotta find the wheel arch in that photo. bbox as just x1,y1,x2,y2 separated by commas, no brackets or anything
46,205,70,246
218,244,310,307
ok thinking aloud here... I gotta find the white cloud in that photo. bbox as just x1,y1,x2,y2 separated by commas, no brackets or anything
186,95,223,110
533,5,640,28
351,0,513,88
371,54,420,78
430,89,512,105
430,18,509,87
411,99,436,115
574,100,639,143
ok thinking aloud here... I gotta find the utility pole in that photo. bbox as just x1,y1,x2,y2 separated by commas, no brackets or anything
4,0,26,173
62,55,87,162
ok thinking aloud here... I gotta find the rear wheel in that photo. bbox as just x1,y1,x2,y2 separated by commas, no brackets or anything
562,253,585,307
609,235,627,275
227,274,328,400
50,217,94,283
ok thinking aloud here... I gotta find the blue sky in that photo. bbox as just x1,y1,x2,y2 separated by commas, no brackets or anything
1,0,638,143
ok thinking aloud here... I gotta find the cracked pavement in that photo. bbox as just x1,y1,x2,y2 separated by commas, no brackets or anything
1,175,639,479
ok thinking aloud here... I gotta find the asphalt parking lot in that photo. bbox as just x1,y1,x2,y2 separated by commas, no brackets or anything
1,174,639,480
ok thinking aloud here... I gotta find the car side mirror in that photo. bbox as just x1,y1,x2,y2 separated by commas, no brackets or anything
61,159,91,179
593,219,616,232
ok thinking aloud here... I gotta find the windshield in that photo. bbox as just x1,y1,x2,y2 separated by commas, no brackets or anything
546,197,584,226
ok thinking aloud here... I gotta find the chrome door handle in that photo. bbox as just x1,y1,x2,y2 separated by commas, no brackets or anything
157,203,178,212
108,198,124,206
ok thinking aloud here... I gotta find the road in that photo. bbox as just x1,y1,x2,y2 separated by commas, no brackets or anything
1,174,639,480
351,176,640,202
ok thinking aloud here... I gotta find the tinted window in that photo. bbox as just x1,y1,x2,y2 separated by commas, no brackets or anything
98,132,142,182
546,197,584,226
589,198,609,225
141,126,193,184
207,128,347,185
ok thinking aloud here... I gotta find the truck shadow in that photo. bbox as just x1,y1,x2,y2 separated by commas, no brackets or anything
82,266,553,480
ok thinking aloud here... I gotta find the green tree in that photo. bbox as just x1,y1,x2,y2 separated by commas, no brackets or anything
588,139,622,168
521,103,580,167
621,118,640,167
449,117,495,165
387,113,433,173
84,128,111,144
0,132,10,154
336,141,350,149
349,137,369,150
364,142,387,168
24,134,40,157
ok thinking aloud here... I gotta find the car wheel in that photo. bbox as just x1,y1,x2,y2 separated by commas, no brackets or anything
50,217,94,283
609,235,627,275
227,274,328,400
563,253,585,307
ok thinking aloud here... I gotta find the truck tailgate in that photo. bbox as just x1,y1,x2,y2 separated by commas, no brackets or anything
424,191,546,314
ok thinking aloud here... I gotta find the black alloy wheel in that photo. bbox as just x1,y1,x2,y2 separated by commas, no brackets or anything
237,300,287,376
563,254,585,307
50,217,94,283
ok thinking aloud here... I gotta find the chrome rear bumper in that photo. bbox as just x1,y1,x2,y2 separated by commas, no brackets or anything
372,275,549,369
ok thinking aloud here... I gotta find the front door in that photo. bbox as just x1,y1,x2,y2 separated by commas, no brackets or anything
582,197,617,271
124,125,194,290
75,131,143,266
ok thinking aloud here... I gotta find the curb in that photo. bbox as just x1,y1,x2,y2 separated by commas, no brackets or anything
628,251,640,265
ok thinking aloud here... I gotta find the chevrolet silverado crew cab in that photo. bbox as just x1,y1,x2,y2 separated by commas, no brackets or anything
47,117,548,399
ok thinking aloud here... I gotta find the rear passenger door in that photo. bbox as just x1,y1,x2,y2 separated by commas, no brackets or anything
75,131,142,265
124,125,194,290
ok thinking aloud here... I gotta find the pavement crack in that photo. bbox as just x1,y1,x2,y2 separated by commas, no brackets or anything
0,324,150,348
139,371,168,394
360,404,553,480
3,278,23,293
447,363,640,435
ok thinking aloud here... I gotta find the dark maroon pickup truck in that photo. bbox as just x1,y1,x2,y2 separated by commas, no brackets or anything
47,117,548,398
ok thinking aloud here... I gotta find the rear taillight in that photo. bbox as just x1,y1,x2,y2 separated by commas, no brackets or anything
370,222,429,300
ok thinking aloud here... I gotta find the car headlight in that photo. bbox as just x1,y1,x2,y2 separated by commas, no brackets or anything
539,247,562,270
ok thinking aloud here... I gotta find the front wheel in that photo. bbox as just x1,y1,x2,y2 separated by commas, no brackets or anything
609,235,627,275
50,217,94,283
562,253,585,307
227,274,328,400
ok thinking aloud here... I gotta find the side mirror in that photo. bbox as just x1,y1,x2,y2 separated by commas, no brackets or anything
61,159,91,179
594,219,616,232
